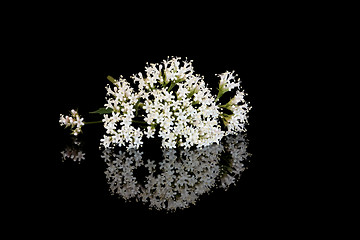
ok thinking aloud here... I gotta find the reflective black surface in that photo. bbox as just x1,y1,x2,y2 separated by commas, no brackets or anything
60,134,250,212
40,38,297,235
20,7,326,237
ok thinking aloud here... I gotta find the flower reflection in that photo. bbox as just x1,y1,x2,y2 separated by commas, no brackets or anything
60,137,86,163
102,134,250,211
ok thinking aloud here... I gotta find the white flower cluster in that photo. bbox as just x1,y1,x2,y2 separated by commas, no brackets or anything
220,90,250,134
102,134,250,211
100,77,144,149
59,109,84,136
100,57,250,149
217,70,240,94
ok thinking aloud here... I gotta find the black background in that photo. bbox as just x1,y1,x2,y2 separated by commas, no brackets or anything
28,9,309,236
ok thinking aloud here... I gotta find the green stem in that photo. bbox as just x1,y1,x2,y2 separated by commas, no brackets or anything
175,77,185,84
218,103,231,109
221,113,231,117
168,81,176,92
216,88,229,102
84,121,103,125
215,90,222,102
216,82,230,102
134,99,142,117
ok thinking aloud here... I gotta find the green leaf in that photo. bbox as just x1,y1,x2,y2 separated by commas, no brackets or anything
168,81,176,92
134,99,142,117
89,107,113,114
107,75,117,84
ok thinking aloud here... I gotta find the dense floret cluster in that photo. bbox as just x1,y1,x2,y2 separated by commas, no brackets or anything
100,57,250,149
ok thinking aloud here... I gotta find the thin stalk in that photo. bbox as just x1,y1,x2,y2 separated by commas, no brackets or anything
84,121,103,125
168,81,176,92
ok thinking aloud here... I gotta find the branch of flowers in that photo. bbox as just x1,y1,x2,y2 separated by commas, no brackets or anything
60,57,251,149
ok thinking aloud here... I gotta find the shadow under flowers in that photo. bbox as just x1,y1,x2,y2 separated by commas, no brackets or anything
102,133,251,212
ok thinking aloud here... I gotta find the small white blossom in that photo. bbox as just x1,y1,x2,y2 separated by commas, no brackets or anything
145,126,155,138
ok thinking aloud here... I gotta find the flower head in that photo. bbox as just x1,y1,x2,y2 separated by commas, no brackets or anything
217,70,240,92
97,57,250,149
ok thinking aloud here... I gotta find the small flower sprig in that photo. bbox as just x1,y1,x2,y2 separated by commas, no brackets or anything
215,71,240,101
59,109,84,136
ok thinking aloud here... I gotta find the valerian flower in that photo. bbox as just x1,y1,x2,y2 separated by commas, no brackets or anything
98,57,250,149
60,57,251,149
